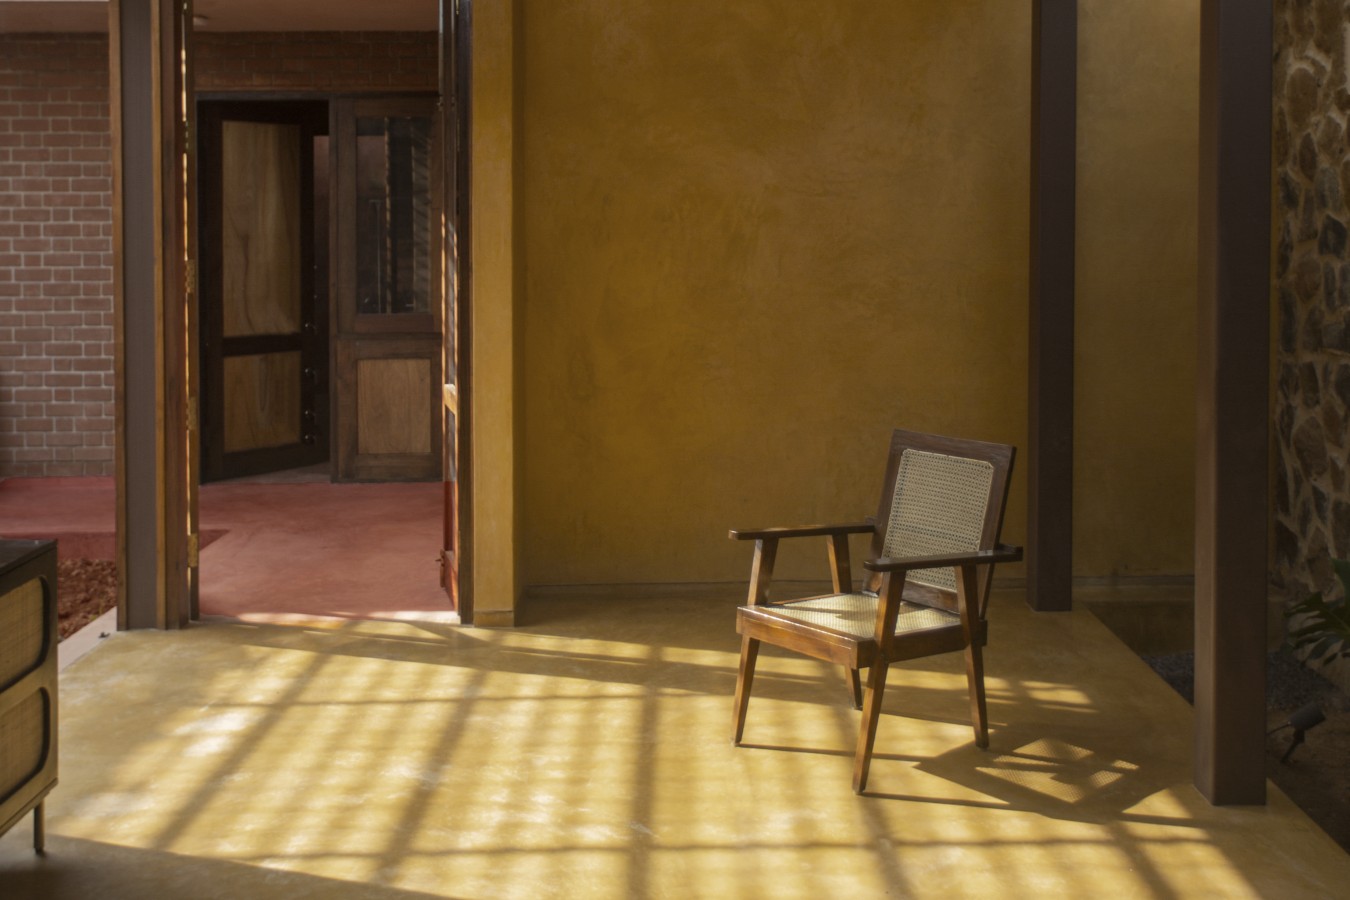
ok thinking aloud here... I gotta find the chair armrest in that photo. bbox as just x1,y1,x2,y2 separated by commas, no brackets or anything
729,521,875,541
862,544,1023,572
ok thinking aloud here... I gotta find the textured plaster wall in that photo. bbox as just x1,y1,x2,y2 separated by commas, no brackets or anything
519,3,1032,586
1073,1,1200,578
470,0,525,621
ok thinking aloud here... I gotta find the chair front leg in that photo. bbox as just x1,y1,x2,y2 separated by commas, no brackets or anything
732,635,760,745
852,657,890,793
854,570,906,792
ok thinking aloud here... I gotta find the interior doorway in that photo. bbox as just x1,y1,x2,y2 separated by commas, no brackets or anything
110,5,471,629
190,94,460,620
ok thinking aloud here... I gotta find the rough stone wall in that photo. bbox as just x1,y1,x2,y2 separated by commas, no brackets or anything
1272,1,1350,682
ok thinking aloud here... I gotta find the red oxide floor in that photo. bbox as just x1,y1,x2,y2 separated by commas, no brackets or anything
0,475,453,621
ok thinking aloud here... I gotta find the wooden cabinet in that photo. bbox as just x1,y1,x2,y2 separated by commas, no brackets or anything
0,539,58,853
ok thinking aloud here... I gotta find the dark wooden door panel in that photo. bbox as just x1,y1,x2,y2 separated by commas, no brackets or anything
332,98,443,483
222,120,302,338
335,336,441,481
199,101,328,482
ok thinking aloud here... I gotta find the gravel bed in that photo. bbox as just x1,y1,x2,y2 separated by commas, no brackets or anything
1142,647,1349,711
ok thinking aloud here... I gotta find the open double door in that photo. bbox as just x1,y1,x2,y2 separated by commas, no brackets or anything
198,98,444,484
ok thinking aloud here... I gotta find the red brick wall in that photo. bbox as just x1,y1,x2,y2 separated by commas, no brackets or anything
0,31,436,478
195,32,438,92
0,35,114,478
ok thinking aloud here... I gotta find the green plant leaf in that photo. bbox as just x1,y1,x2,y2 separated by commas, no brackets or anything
1287,571,1350,660
1333,557,1350,599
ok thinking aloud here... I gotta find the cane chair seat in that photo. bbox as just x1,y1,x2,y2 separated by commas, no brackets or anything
756,593,959,641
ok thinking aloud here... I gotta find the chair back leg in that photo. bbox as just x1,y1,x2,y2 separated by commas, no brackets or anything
845,666,863,710
732,635,761,745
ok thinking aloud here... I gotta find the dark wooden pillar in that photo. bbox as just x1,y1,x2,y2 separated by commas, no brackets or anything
1194,0,1271,805
110,0,192,629
1027,0,1076,612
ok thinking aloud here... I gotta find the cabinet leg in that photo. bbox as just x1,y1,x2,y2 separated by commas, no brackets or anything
34,801,45,855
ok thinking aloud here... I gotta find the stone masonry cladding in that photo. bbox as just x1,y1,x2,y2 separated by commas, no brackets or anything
1272,1,1350,690
1273,2,1350,593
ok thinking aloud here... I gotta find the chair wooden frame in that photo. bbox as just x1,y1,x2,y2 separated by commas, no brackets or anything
730,429,1021,793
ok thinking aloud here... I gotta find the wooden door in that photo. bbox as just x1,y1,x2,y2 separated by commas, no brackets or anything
199,102,328,482
440,2,470,617
333,99,443,482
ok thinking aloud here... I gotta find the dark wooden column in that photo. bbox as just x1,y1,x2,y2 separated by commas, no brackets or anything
1027,0,1076,612
110,0,192,629
1194,0,1271,805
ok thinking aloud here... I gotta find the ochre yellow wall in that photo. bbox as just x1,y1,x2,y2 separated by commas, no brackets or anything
469,0,525,622
518,3,1032,585
1074,1,1199,578
465,2,1204,600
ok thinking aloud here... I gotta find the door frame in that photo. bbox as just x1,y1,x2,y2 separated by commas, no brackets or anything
115,4,473,627
111,0,193,629
442,0,474,621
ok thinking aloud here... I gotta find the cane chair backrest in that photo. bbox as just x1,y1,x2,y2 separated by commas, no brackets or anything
865,431,1014,614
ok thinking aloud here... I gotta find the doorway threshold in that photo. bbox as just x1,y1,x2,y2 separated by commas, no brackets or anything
213,463,330,485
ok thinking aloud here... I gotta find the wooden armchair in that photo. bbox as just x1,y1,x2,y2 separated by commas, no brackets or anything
730,429,1021,793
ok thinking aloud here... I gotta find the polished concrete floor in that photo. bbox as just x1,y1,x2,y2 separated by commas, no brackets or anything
3,589,1349,898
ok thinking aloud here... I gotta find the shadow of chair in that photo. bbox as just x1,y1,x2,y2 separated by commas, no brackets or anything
729,428,1021,792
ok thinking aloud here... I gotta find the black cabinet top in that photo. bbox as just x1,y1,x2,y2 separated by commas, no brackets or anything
0,539,57,574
